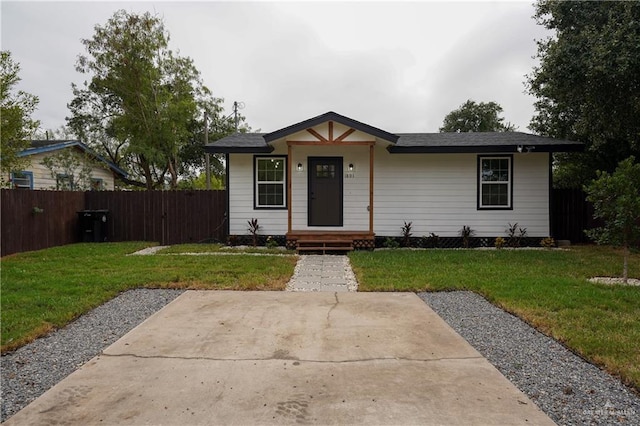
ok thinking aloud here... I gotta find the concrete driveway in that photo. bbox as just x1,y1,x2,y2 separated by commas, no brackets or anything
6,291,554,425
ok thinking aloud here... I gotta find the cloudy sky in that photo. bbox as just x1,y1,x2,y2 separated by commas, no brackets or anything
1,1,551,135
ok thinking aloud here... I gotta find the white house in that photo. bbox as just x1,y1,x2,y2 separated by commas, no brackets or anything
7,140,126,190
205,111,583,250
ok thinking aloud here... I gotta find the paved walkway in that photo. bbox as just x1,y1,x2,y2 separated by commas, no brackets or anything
286,254,359,292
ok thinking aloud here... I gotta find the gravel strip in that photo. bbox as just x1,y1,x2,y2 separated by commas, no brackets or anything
0,288,185,422
419,291,640,426
3,288,638,424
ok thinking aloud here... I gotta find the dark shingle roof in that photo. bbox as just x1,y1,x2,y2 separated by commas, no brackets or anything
390,132,584,153
204,133,271,153
263,111,399,143
204,113,584,154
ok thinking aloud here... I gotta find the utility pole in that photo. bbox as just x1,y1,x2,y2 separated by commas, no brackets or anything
204,111,210,190
232,101,245,132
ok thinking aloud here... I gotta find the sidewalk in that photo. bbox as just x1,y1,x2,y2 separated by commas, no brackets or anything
286,254,358,292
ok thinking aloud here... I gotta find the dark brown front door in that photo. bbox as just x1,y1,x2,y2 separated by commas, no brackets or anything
308,157,343,226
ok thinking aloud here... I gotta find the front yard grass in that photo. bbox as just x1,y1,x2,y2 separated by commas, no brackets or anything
349,246,640,392
1,242,296,353
158,243,295,255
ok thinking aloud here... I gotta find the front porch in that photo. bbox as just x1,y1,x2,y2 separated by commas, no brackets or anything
286,230,375,253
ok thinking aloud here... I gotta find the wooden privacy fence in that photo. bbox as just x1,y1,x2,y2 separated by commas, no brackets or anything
551,188,597,243
84,190,227,245
1,190,85,256
1,187,604,256
1,189,227,257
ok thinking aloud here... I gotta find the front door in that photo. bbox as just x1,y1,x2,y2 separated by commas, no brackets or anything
308,157,343,226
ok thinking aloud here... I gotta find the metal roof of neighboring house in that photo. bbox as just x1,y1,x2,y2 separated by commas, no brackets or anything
204,112,584,154
20,140,127,177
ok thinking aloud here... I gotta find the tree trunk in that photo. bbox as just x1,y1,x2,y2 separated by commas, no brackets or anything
167,159,178,190
139,155,154,190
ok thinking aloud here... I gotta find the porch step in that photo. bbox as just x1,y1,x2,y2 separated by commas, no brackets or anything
296,239,354,253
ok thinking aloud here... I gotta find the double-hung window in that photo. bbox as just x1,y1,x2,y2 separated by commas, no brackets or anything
478,155,512,209
255,156,286,209
11,171,33,189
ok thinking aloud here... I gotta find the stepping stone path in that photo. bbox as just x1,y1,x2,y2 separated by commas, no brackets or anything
286,255,358,292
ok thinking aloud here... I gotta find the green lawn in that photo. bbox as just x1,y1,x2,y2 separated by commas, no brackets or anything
3,243,639,393
158,243,295,255
349,246,640,391
1,242,296,352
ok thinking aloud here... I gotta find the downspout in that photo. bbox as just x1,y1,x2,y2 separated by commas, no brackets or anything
225,153,230,239
369,143,374,235
548,151,553,238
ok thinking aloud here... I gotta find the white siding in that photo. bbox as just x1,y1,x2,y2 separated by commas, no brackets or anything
227,134,551,238
291,145,369,231
373,149,550,237
228,148,288,235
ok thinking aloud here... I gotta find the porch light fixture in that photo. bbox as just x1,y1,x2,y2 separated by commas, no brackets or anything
297,162,304,172
348,163,354,172
517,145,523,153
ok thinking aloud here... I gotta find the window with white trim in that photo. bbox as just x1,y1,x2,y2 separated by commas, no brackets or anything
255,157,286,208
11,171,33,189
478,156,512,209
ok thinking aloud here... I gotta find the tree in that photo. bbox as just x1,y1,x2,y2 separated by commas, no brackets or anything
528,1,640,189
584,156,640,283
0,51,39,185
41,150,96,190
33,126,77,141
67,10,242,190
177,172,224,190
439,100,516,133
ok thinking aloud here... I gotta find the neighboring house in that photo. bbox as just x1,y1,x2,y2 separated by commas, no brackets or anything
205,111,583,250
7,140,126,190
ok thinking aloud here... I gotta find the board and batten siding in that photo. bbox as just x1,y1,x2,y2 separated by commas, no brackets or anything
228,145,550,237
373,149,550,237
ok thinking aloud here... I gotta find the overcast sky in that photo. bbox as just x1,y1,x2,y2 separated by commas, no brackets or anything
1,1,551,135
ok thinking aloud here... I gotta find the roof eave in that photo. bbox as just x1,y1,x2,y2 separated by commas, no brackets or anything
18,141,80,157
20,141,127,178
263,111,399,144
204,146,274,154
387,144,585,154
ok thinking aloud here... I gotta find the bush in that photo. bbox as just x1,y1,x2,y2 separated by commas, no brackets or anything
401,221,413,247
421,233,440,248
266,236,279,248
459,225,475,248
384,237,400,249
506,223,527,247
